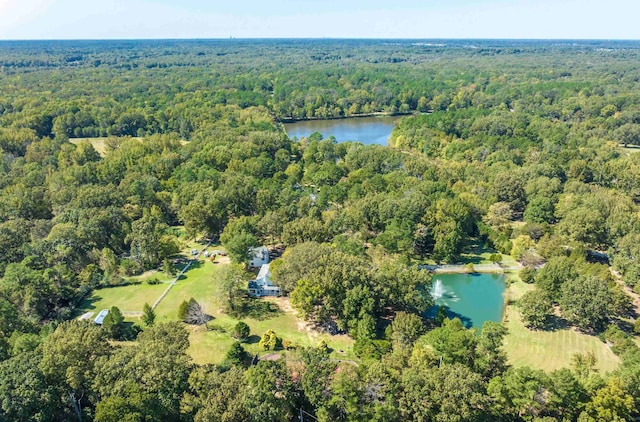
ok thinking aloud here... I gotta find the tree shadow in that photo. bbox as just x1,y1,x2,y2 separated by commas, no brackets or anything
176,259,204,280
542,314,570,332
245,334,261,345
425,305,473,329
77,295,103,312
445,309,474,329
122,321,142,340
458,238,493,265
229,298,283,321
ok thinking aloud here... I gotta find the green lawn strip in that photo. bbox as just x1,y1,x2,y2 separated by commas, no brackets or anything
153,260,218,320
619,143,640,154
503,280,620,374
505,276,534,301
415,241,517,267
77,282,167,315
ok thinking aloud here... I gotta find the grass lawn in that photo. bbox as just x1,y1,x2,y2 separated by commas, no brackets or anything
186,304,355,366
503,279,620,374
619,143,640,154
69,137,143,156
77,282,168,315
153,258,355,365
416,239,517,267
154,260,218,321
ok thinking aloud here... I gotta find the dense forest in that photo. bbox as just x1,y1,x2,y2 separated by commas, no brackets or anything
1,39,640,421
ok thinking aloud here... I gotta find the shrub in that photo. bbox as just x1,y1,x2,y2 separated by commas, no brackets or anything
225,341,247,367
519,266,536,284
102,306,125,340
142,303,155,327
178,300,189,321
120,258,143,276
232,321,250,341
489,253,503,264
259,330,281,351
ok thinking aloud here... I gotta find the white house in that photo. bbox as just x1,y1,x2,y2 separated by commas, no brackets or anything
249,246,270,268
248,263,281,297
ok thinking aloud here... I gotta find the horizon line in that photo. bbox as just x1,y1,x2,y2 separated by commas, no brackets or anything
0,37,639,42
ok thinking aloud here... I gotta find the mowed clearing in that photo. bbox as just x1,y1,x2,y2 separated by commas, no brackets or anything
78,249,355,365
78,282,168,315
153,258,354,365
69,137,141,156
503,278,620,374
70,136,187,156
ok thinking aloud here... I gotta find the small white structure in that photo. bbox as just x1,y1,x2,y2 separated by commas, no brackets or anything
94,309,109,325
248,264,281,297
249,246,270,268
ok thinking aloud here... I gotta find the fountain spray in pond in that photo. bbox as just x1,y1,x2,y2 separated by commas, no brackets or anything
431,279,445,300
430,279,459,304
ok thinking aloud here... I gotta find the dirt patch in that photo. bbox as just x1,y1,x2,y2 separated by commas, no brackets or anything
259,353,282,361
269,297,319,340
212,256,231,265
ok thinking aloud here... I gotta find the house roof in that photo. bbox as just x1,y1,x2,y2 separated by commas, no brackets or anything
248,263,279,292
251,246,269,258
94,309,109,325
257,263,270,279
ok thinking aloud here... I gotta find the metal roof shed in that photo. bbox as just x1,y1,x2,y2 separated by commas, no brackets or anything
94,309,109,325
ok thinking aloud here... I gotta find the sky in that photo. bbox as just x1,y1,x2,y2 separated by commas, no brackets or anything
0,0,639,40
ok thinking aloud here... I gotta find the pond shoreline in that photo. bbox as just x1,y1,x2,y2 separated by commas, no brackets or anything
420,263,523,274
277,111,417,124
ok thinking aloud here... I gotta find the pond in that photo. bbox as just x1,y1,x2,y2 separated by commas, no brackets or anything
429,273,506,329
284,116,401,146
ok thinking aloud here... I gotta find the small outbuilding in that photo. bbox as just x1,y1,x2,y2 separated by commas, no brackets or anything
94,309,109,325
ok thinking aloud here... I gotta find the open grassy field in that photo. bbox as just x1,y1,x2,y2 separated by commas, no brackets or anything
78,282,168,315
503,278,620,374
185,300,355,365
619,143,640,154
70,136,188,157
78,240,354,365
417,239,517,267
69,137,143,156
154,260,218,320
153,258,354,364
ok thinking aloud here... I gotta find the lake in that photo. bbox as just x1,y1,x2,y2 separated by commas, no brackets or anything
284,116,400,146
429,273,506,329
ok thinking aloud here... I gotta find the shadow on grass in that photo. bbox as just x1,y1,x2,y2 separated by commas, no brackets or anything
245,334,261,345
77,295,103,312
542,314,570,332
176,259,204,280
458,238,495,265
229,298,283,321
